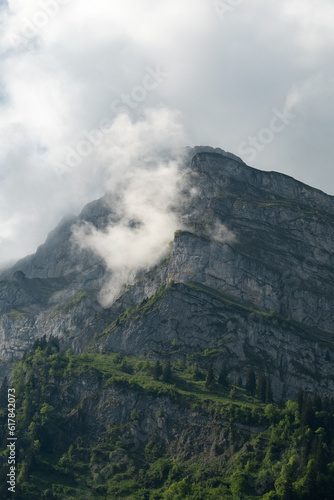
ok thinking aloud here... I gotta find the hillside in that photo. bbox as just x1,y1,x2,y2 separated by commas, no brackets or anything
0,341,334,498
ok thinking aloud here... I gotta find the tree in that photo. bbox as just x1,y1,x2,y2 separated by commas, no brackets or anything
301,398,316,430
312,393,322,412
205,363,215,389
295,388,305,411
265,376,273,403
162,361,172,383
0,376,8,409
322,396,331,413
153,361,163,380
312,432,327,475
33,334,47,351
274,456,298,500
257,372,267,402
230,470,247,499
192,364,204,381
246,367,256,396
229,388,236,400
40,403,55,426
45,335,60,356
163,478,191,499
218,364,229,387
297,459,318,500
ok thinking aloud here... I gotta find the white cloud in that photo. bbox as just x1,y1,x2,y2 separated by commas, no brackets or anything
72,109,185,305
279,0,334,53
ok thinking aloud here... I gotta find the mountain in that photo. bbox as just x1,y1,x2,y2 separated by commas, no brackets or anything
1,146,334,499
0,146,333,399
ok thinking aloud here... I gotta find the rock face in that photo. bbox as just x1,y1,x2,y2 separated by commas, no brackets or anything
177,151,334,330
1,146,334,399
28,365,259,462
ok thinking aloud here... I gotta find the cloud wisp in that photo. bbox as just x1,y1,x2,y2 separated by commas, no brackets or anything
72,109,186,306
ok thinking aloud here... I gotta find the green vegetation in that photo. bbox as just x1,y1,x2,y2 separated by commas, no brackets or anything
257,201,291,208
174,230,190,238
99,284,168,339
1,342,334,499
50,291,89,317
5,309,26,319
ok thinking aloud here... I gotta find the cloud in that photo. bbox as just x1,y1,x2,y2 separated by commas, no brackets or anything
72,109,186,306
279,0,334,54
0,0,333,265
206,221,237,245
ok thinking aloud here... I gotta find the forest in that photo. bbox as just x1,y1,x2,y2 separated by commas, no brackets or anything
0,337,334,499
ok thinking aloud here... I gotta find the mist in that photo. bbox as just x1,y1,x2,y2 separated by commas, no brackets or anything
72,109,186,306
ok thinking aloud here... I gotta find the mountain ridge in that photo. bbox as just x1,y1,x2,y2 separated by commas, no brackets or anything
0,147,333,400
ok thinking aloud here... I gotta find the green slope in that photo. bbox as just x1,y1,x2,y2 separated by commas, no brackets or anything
1,341,334,499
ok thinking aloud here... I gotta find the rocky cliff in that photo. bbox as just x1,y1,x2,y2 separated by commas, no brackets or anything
1,147,334,400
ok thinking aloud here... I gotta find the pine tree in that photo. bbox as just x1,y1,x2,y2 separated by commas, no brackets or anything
33,334,47,351
312,435,326,475
218,364,229,387
322,396,331,413
153,360,163,380
312,393,322,412
245,367,256,396
0,376,8,409
301,397,316,430
265,376,273,403
256,372,266,402
237,375,243,387
205,363,215,389
46,335,60,355
281,479,295,500
192,364,203,381
295,388,305,411
302,459,318,500
162,361,172,383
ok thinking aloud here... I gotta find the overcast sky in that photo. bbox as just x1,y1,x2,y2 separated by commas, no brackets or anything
0,0,333,264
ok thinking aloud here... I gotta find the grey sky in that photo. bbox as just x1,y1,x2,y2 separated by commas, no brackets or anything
0,0,333,264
